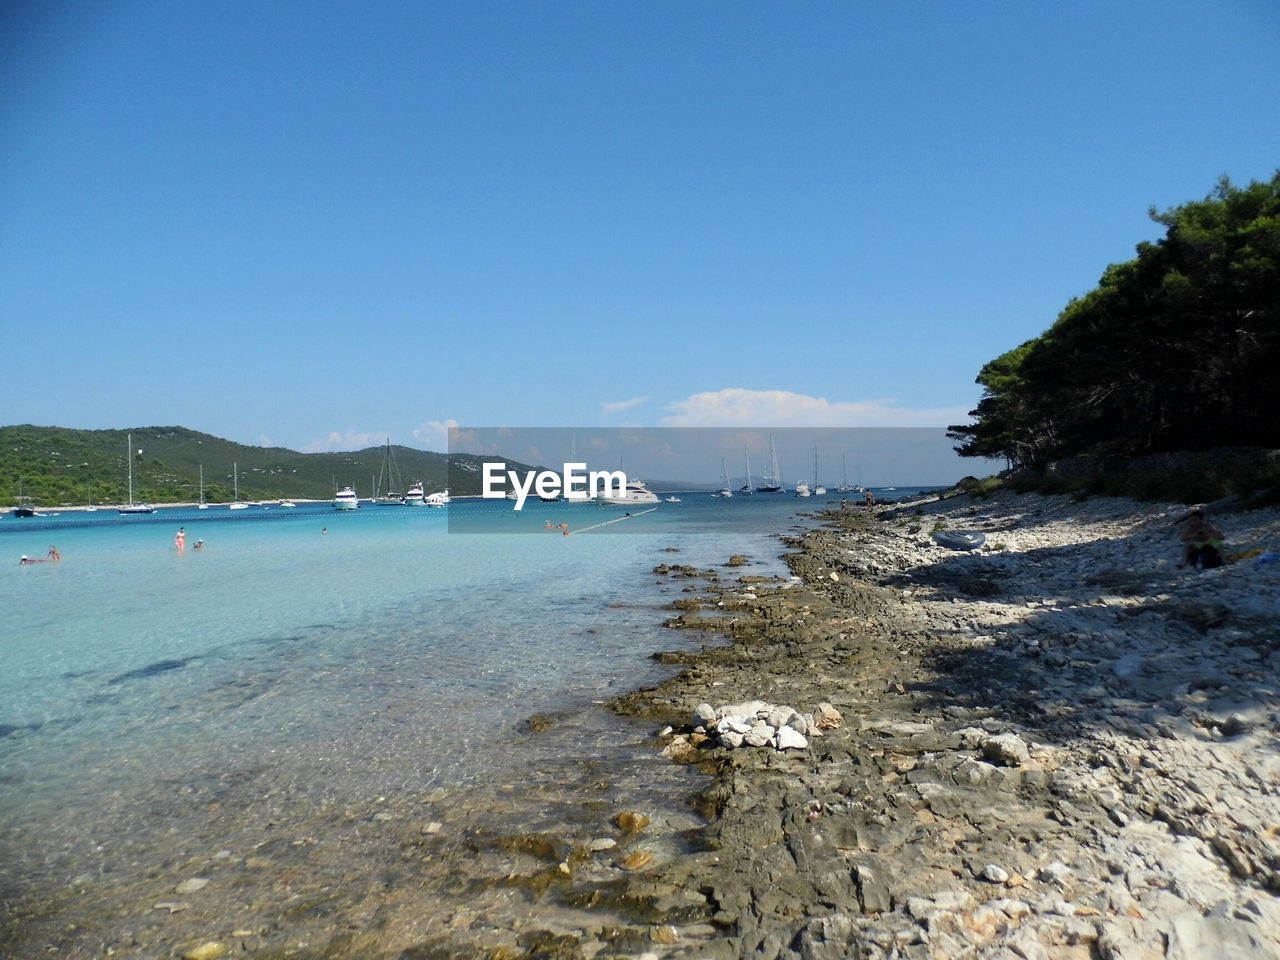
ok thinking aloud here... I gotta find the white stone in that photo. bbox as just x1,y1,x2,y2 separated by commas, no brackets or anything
692,703,717,727
775,726,809,750
719,731,744,749
174,877,209,894
715,716,753,736
767,705,798,729
1038,860,1071,883
980,863,1010,883
743,723,775,748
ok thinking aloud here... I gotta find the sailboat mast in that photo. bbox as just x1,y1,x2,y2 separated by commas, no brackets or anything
126,433,134,505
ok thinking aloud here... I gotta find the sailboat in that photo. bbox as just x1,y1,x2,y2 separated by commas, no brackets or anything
374,438,405,505
198,465,209,509
118,433,155,514
11,479,36,518
738,448,754,495
755,434,783,493
813,447,826,496
835,452,856,493
229,462,248,509
712,457,733,498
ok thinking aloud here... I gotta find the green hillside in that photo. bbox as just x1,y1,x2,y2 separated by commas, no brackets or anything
0,425,527,506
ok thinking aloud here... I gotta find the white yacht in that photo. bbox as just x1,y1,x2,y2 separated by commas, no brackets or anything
795,481,811,497
424,489,450,507
598,479,659,506
404,481,426,507
334,486,359,510
280,499,296,508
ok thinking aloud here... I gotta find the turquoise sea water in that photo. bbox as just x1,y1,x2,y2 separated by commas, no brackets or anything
0,491,933,957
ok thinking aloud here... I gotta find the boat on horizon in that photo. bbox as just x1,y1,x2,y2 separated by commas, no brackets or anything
333,485,359,510
739,448,755,495
755,434,783,493
713,457,733,498
198,465,210,509
228,462,248,509
118,433,155,514
373,438,406,505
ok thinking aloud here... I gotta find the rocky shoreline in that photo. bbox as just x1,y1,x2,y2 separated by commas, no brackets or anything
8,489,1278,959
599,488,1280,959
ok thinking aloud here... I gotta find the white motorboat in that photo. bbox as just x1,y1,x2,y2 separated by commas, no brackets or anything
334,486,359,510
404,481,426,506
598,479,659,506
280,500,296,508
118,433,155,514
424,489,450,507
795,481,811,497
664,496,681,503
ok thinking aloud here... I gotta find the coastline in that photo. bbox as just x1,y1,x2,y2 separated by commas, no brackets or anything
5,491,1278,959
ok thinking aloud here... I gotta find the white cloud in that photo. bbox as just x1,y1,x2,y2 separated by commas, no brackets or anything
302,429,389,453
600,396,650,416
661,388,968,428
411,418,459,452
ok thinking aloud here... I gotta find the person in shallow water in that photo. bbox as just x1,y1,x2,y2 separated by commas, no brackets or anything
19,555,46,564
47,545,60,561
175,527,186,552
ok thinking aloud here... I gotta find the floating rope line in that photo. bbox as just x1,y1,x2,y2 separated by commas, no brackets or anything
567,507,659,534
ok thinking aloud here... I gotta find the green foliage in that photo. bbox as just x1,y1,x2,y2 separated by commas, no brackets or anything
0,425,520,506
949,173,1280,468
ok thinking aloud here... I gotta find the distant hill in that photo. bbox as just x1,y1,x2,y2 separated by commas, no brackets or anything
0,425,533,506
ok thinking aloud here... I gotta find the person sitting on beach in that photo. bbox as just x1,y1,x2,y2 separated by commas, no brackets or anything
47,545,61,561
1177,510,1225,569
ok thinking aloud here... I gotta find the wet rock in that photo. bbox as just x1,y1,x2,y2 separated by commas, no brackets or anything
613,811,651,834
726,555,749,567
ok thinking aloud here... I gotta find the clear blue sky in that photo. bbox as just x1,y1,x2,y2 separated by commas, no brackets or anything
3,1,1277,452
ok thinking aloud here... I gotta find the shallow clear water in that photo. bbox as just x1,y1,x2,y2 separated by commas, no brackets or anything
0,491,929,957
